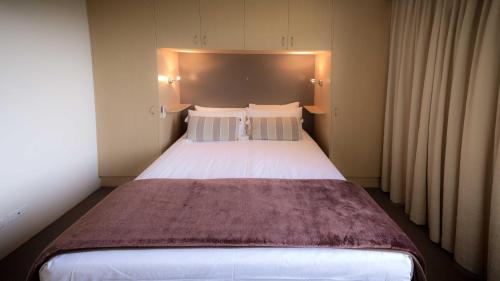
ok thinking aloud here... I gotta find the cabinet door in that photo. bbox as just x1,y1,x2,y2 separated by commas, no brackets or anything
88,0,160,177
289,0,332,50
157,0,201,48
245,0,289,50
330,0,391,187
200,0,245,50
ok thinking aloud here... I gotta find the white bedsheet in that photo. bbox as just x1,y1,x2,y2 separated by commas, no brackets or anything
41,132,413,281
137,131,345,180
41,248,413,281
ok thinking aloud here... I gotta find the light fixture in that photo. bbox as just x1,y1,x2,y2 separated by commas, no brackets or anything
158,75,182,84
167,75,181,84
310,78,323,87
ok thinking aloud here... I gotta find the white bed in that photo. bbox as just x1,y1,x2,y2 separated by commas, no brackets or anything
40,131,413,281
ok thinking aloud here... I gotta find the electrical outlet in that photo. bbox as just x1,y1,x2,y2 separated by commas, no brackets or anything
1,205,27,229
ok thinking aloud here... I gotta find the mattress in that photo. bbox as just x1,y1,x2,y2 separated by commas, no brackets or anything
40,131,413,281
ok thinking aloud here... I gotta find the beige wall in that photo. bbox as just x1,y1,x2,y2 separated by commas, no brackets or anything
0,0,99,259
330,0,391,187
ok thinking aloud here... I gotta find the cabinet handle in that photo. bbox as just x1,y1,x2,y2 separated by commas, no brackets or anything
149,105,155,115
193,34,199,45
202,35,207,46
281,36,285,47
290,36,294,47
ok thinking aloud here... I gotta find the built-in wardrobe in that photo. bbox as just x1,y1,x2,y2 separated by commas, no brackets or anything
87,0,391,187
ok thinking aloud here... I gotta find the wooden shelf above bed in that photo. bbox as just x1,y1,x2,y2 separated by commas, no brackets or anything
304,105,327,114
165,104,191,113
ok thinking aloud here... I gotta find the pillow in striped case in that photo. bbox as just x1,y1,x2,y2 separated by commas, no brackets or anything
187,116,240,142
249,117,302,141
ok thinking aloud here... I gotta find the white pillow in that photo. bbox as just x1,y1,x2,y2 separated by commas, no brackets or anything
246,107,302,119
248,102,299,109
187,109,247,139
195,105,245,111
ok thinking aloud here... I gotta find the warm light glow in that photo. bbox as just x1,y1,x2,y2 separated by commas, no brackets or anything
158,47,325,55
177,49,204,53
287,51,316,55
158,75,181,84
310,78,323,87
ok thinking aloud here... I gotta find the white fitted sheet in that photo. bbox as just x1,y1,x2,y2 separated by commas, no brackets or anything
41,248,413,281
137,131,345,180
41,131,413,281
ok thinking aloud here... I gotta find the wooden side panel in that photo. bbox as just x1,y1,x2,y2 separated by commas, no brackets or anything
313,52,332,155
88,0,160,177
157,49,183,152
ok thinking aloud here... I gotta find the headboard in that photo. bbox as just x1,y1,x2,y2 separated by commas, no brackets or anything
178,52,315,133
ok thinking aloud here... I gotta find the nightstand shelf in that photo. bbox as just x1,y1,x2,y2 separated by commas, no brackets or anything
304,105,327,114
165,104,191,113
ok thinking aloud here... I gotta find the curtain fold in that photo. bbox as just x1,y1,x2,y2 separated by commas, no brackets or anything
489,86,500,281
382,0,500,279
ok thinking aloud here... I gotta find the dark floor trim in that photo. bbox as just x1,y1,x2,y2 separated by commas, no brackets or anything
365,189,482,281
0,188,113,280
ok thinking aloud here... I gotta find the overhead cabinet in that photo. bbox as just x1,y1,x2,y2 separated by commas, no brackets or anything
157,0,332,51
245,0,289,50
156,0,201,48
288,0,333,50
200,0,245,49
157,0,245,50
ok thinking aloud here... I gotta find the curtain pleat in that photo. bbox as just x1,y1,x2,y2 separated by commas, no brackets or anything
455,0,500,274
441,0,479,252
426,0,460,242
389,0,419,203
404,0,434,215
382,0,500,278
488,86,500,281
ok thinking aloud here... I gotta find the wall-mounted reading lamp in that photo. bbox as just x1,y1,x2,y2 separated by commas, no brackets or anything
310,78,323,87
158,75,181,84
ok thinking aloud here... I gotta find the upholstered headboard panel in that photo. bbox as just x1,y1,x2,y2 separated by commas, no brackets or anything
178,53,315,133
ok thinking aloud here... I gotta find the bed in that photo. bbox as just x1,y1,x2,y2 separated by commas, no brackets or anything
35,130,419,281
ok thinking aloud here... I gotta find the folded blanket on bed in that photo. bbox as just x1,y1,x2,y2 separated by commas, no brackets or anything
27,178,426,281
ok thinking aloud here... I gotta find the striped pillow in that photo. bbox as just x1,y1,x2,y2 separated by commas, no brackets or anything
249,117,302,141
187,116,240,142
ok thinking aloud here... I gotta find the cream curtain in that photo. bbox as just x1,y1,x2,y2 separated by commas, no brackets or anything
382,0,500,279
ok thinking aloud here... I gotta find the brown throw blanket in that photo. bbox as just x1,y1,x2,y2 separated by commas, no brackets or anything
28,179,426,281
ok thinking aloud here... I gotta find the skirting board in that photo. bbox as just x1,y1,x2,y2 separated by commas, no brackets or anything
101,176,135,187
346,177,380,188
